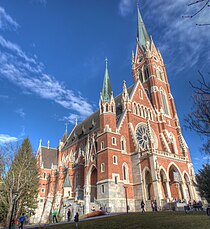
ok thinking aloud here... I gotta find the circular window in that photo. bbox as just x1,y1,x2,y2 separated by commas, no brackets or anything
136,125,149,150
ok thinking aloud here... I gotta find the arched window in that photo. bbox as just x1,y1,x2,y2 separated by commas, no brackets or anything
122,163,128,181
160,90,169,115
133,103,137,114
138,104,141,116
101,163,105,173
106,104,109,112
113,156,118,165
144,65,149,80
121,137,126,153
111,105,114,113
139,70,144,83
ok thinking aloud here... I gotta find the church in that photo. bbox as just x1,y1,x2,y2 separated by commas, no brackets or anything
33,6,198,223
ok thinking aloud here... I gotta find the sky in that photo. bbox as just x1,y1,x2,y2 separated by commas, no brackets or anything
0,0,209,171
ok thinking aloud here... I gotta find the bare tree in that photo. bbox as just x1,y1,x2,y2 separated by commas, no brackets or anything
183,0,210,26
185,72,210,154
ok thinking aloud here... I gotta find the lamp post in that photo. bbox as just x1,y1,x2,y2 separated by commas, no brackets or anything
124,185,128,214
9,192,18,229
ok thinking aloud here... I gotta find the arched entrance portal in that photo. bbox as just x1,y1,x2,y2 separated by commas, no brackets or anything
169,165,184,200
160,169,168,199
145,170,154,200
90,167,97,202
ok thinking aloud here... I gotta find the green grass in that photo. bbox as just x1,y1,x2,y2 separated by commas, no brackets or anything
43,212,210,229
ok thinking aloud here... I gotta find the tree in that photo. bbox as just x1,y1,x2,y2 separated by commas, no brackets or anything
196,163,210,202
183,0,210,26
0,138,39,227
185,72,210,155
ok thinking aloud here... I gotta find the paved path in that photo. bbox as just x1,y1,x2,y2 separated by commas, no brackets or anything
2,213,125,229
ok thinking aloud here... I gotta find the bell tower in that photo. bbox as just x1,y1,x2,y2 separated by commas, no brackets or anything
132,5,177,119
99,58,116,132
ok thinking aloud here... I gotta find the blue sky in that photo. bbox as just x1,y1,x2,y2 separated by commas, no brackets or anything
0,0,209,171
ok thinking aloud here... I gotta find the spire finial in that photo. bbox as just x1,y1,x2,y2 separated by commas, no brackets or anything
105,57,108,69
76,117,78,125
39,139,42,147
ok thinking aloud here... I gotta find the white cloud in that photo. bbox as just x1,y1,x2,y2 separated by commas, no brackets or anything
15,108,25,119
0,6,19,30
0,134,18,144
118,0,136,16
62,113,79,125
0,37,93,119
142,0,210,73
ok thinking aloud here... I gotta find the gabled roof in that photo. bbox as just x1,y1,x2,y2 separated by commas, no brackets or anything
41,146,57,169
62,84,134,150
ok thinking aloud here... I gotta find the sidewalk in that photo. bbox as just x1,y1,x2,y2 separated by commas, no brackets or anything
2,213,124,229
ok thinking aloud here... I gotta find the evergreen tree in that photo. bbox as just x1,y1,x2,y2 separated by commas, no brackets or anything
196,163,210,203
0,138,39,227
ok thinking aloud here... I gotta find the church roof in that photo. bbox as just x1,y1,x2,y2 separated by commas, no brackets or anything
101,59,112,102
137,6,150,50
41,146,58,169
62,84,134,150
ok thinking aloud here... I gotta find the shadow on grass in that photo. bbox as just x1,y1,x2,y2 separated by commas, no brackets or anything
43,212,210,229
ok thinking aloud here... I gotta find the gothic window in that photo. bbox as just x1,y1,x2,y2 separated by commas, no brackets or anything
133,103,137,114
113,155,118,165
106,104,109,112
111,105,114,113
121,137,126,153
101,141,104,150
101,163,105,173
139,70,144,83
122,163,128,181
136,125,149,150
139,89,143,99
144,65,149,80
101,185,105,194
112,137,116,145
138,104,141,116
160,90,169,115
114,176,118,184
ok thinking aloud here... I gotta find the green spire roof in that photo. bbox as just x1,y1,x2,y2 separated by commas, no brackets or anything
101,58,112,102
137,5,150,50
63,173,71,188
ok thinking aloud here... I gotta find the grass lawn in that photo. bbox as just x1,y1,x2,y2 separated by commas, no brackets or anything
42,211,210,229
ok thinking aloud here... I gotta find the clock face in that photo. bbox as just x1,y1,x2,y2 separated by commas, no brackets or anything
136,125,149,150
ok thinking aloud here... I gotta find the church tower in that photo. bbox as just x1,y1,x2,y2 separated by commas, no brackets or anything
99,59,116,132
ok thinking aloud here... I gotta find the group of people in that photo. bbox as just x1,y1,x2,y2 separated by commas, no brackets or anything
52,208,79,228
140,200,158,212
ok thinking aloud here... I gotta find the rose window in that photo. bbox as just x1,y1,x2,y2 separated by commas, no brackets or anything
136,125,149,150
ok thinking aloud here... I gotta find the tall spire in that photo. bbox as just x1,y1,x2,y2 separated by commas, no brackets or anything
101,58,112,102
137,3,150,50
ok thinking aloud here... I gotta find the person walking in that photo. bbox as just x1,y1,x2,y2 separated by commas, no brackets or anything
67,208,71,222
19,213,25,229
141,200,145,212
52,209,58,223
74,212,79,229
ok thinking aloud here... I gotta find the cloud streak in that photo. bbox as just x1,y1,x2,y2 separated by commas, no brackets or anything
0,6,19,30
0,134,18,144
143,0,210,73
0,6,94,122
118,0,136,16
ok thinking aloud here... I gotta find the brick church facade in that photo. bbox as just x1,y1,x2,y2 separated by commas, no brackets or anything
33,6,198,223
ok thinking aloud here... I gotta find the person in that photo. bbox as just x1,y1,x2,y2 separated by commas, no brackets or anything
154,200,158,212
19,213,25,229
52,209,58,223
141,200,145,212
67,208,71,222
74,212,79,229
151,201,155,212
